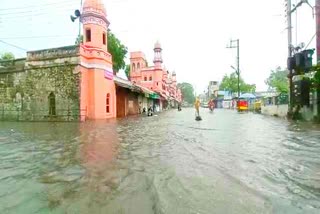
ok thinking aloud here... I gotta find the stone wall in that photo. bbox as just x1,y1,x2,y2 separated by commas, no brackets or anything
0,46,82,121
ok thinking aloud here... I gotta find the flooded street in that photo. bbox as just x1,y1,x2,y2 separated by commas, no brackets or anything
1,108,320,214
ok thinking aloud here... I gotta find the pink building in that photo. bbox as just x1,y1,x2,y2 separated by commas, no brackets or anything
0,0,183,122
129,42,182,108
79,0,116,120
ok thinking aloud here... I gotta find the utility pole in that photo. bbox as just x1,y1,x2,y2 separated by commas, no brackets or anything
227,39,240,98
286,0,294,114
286,0,313,116
316,0,320,117
317,0,320,63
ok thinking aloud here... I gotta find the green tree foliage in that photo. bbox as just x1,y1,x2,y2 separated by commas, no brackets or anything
125,64,130,79
177,82,195,104
265,67,289,93
74,30,128,74
0,52,15,67
219,72,256,94
0,52,15,60
75,35,83,45
107,30,128,74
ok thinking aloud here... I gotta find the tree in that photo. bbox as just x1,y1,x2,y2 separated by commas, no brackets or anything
74,30,128,74
265,67,289,93
219,72,256,94
177,82,195,104
125,64,130,80
107,30,127,74
75,35,83,45
0,52,15,67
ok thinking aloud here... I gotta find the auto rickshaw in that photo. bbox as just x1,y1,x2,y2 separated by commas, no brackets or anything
254,100,262,113
237,99,248,112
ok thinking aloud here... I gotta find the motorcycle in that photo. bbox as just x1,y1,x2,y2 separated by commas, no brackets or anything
209,104,214,112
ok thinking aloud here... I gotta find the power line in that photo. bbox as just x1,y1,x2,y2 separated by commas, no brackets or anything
0,9,76,20
304,33,316,50
0,39,28,51
0,2,77,16
0,0,79,11
0,35,76,39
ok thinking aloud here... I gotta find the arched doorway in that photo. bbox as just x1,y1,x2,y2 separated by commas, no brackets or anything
48,92,56,116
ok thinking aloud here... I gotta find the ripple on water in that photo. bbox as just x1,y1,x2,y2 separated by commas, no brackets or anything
0,111,319,213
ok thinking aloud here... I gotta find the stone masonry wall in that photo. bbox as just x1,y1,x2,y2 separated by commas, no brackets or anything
0,63,81,121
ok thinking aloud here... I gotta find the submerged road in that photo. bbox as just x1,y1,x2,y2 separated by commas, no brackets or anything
0,108,320,214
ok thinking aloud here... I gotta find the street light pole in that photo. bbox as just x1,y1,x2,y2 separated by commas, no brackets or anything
227,39,240,98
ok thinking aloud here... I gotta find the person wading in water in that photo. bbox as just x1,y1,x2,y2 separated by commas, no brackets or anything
194,97,202,120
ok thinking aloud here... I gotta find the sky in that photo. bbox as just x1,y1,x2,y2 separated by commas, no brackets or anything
0,0,317,94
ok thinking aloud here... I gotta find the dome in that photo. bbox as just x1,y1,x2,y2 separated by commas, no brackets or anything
154,41,162,49
83,0,106,16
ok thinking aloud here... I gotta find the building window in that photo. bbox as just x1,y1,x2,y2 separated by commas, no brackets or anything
48,92,56,116
157,82,158,86
149,76,152,81
132,63,136,71
137,63,140,69
144,76,147,81
86,29,91,42
106,93,110,113
102,32,106,45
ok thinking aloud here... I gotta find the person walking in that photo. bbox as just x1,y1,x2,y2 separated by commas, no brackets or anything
194,97,201,117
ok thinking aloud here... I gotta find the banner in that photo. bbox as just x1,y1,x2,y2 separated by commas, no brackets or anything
104,69,113,80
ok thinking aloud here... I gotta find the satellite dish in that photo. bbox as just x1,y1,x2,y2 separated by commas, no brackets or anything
75,9,81,17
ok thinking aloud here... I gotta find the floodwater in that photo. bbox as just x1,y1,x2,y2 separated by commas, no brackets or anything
0,108,320,214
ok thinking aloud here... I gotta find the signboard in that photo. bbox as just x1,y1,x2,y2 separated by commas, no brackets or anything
104,69,113,80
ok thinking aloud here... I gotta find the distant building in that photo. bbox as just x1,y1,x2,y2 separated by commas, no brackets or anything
129,42,182,109
208,81,219,98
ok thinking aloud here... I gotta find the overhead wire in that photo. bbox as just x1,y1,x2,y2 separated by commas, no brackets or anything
0,3,78,16
0,35,76,40
0,39,28,51
304,33,316,50
0,0,79,11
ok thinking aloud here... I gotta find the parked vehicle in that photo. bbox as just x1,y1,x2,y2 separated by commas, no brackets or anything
237,99,248,112
254,100,262,113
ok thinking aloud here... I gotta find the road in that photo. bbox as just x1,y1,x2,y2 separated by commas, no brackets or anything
0,108,320,214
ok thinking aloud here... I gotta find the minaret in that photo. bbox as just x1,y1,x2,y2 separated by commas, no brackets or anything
81,0,109,51
79,0,116,120
172,71,177,83
153,41,163,69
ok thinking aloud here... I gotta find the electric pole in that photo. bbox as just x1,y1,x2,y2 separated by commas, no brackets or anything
286,0,294,114
227,39,240,98
317,0,320,63
286,0,313,115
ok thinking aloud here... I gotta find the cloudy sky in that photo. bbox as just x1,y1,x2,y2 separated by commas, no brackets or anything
0,0,316,93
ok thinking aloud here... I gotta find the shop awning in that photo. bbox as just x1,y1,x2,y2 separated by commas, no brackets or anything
114,76,133,90
137,85,159,99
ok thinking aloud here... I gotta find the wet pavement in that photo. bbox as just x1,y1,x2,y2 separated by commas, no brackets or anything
0,108,320,214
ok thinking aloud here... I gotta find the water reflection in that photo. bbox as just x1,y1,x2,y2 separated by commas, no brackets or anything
0,110,320,214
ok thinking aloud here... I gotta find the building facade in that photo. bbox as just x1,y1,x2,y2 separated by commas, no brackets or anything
208,81,219,98
0,0,181,121
129,42,182,109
